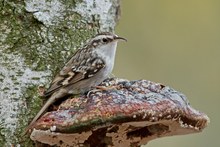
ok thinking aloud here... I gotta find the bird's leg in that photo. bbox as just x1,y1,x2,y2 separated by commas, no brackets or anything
87,85,119,98
95,85,118,91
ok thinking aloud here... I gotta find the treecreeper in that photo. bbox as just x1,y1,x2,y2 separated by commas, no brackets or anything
26,32,127,133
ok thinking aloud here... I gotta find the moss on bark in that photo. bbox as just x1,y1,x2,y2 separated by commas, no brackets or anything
0,0,120,146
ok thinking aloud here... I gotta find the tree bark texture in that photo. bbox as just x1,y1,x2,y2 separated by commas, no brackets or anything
0,0,120,146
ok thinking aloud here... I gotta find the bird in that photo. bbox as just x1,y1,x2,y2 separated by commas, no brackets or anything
25,32,127,133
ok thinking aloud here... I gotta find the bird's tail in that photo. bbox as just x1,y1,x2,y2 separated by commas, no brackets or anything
24,93,58,134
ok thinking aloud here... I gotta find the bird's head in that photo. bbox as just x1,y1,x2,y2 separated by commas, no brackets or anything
85,32,127,51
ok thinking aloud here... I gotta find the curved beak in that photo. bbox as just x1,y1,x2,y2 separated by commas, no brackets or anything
114,36,127,42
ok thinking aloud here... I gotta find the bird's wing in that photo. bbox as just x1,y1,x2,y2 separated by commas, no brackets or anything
68,57,105,84
44,56,105,97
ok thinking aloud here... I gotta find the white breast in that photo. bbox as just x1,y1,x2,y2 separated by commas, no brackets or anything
95,41,118,76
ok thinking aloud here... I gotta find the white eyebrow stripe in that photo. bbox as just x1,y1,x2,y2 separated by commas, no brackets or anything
92,35,114,41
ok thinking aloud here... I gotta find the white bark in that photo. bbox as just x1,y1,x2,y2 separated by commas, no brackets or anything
0,0,120,146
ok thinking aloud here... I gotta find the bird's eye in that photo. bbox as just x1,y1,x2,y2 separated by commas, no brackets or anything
102,38,108,43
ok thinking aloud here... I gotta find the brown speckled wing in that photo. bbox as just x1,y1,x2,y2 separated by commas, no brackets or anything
66,57,105,85
44,51,105,97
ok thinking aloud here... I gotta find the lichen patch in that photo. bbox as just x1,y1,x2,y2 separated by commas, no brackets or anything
0,52,50,143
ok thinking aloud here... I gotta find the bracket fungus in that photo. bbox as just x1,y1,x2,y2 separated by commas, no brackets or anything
29,78,209,147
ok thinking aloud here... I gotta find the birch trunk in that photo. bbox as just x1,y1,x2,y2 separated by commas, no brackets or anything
0,0,120,146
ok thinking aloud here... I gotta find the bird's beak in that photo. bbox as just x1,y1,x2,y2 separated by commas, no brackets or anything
114,36,127,42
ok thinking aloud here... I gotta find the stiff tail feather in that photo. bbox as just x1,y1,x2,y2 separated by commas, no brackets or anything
24,91,65,134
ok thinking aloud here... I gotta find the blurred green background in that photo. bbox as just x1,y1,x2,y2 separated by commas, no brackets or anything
115,0,218,147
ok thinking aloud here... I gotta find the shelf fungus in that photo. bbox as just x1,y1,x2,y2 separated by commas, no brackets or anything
29,78,209,147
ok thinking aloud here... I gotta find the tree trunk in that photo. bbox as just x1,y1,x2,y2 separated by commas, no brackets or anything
0,0,120,146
